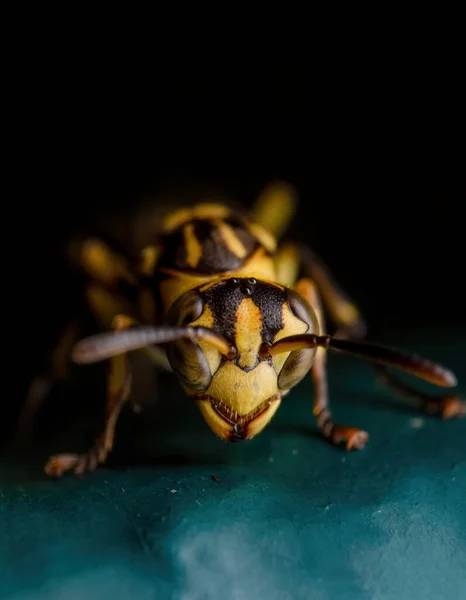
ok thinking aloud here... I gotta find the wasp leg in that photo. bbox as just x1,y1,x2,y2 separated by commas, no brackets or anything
373,365,465,419
288,243,465,420
16,318,82,443
88,283,171,413
274,241,301,288
70,236,138,288
85,283,170,416
277,242,367,338
85,282,170,372
44,314,137,477
17,238,143,441
294,278,369,451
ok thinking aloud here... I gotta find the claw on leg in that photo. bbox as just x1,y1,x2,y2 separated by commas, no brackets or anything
425,396,466,419
296,277,370,453
45,436,110,478
45,454,82,477
375,366,466,421
44,313,134,479
331,426,369,451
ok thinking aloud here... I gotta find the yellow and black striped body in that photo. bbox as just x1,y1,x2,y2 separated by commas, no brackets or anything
148,203,278,316
141,203,320,441
37,185,462,480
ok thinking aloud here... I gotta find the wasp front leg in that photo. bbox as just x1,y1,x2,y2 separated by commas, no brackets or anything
294,278,369,450
17,238,143,443
44,314,136,477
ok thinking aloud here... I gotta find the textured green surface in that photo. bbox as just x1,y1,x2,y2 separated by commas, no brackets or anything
1,331,465,600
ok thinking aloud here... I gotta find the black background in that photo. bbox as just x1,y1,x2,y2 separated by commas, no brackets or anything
21,136,465,336
6,65,465,446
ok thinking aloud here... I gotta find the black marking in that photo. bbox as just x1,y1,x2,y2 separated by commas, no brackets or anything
201,278,286,369
157,217,262,275
230,423,246,442
194,219,241,273
158,226,188,271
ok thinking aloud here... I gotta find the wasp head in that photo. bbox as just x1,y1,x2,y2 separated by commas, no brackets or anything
166,277,320,441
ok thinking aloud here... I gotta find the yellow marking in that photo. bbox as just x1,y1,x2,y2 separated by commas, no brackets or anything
191,302,214,329
245,399,282,439
193,204,230,219
157,247,278,313
162,208,192,233
272,300,310,375
235,298,263,369
246,222,277,253
195,256,282,296
183,223,203,268
232,248,277,280
251,181,298,240
159,273,208,316
161,204,230,234
206,361,279,417
190,304,221,376
215,220,248,258
140,245,159,277
196,399,234,440
199,280,219,293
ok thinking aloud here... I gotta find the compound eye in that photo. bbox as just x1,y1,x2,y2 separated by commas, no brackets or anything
166,290,204,326
277,288,320,390
165,289,211,391
287,288,319,333
167,338,212,391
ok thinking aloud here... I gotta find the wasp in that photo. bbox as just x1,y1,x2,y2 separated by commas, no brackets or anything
31,182,464,477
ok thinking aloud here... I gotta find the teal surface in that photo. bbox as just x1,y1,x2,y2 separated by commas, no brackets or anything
1,329,465,600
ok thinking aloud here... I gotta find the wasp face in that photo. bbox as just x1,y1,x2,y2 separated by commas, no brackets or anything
166,278,320,441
